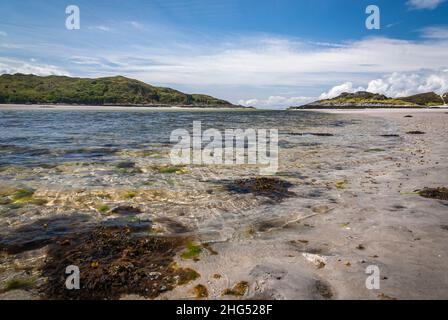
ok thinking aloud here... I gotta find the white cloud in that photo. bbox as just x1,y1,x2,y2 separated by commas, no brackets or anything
420,26,448,39
319,69,448,100
2,28,448,108
90,36,448,91
366,70,448,97
129,21,146,30
238,95,315,109
88,25,111,32
319,82,365,100
0,31,7,37
0,58,70,76
407,0,446,9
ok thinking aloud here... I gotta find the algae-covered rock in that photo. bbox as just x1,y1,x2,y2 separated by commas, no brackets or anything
222,281,250,296
418,187,448,201
40,225,200,299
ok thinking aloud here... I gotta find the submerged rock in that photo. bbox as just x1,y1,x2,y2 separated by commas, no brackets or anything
110,205,142,216
0,214,92,254
40,226,199,300
380,134,400,138
224,177,295,202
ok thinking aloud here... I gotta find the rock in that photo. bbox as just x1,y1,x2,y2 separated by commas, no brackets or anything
312,205,330,214
115,161,136,169
302,253,327,269
110,206,142,215
193,284,209,298
222,281,250,296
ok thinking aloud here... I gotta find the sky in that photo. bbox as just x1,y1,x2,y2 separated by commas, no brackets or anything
0,0,447,109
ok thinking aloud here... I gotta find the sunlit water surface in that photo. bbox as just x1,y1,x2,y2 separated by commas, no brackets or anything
0,107,400,247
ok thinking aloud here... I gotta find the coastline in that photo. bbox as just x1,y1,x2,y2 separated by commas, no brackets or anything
0,108,447,300
0,104,253,112
290,107,448,113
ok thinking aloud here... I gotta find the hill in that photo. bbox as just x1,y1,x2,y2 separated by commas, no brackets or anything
400,92,445,106
0,74,241,108
289,91,448,109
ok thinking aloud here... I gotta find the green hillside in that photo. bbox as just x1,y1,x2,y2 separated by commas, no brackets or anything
0,74,237,107
289,91,448,109
400,92,445,106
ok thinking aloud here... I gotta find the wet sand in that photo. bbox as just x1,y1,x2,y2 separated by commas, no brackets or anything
1,108,447,300
161,109,448,300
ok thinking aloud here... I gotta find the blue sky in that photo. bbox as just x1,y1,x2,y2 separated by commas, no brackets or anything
0,0,447,108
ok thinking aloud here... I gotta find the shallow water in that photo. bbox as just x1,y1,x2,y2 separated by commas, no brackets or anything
0,107,400,249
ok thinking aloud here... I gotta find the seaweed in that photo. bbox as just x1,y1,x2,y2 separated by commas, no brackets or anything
203,243,218,255
418,187,448,201
222,281,249,296
0,187,47,206
0,214,92,254
314,280,333,299
193,284,209,298
181,240,202,260
3,277,36,291
96,204,110,213
157,165,189,174
335,180,347,189
380,134,400,138
224,177,295,202
40,225,199,300
110,205,142,216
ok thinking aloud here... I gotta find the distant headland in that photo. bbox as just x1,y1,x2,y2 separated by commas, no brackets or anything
289,91,448,110
0,74,248,109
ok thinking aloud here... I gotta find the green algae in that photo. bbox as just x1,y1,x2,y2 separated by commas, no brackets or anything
0,187,47,206
97,204,111,213
157,165,189,174
181,240,202,260
4,277,36,291
122,191,137,199
335,180,347,189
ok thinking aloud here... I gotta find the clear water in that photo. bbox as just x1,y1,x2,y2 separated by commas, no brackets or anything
0,107,399,248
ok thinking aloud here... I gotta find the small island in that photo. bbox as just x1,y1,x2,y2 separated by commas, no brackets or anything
289,91,448,109
0,74,246,108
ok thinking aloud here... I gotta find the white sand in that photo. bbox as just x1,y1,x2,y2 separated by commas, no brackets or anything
163,109,448,300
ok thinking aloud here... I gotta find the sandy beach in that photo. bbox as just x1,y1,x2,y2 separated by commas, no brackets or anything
0,108,447,300
160,109,448,300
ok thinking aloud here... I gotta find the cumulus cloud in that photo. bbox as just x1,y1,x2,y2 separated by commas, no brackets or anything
238,96,315,109
407,0,446,9
320,69,448,100
366,70,448,97
0,58,69,76
2,24,448,108
319,82,365,100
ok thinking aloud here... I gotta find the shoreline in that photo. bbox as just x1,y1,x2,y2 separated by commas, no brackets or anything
290,107,448,113
0,108,447,300
0,104,253,112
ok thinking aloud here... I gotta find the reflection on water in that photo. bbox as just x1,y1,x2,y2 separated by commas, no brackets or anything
0,108,400,248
